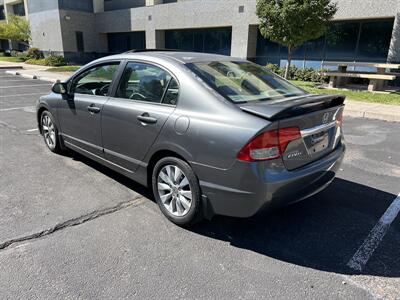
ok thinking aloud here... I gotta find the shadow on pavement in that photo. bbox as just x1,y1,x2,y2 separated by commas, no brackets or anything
66,151,399,278
192,178,400,277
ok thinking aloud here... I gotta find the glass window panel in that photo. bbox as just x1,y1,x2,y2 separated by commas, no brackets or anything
325,22,359,61
108,32,146,53
162,78,179,105
12,3,25,16
116,62,173,103
305,36,325,60
165,27,232,55
187,61,305,103
72,63,120,96
304,60,323,70
357,19,394,62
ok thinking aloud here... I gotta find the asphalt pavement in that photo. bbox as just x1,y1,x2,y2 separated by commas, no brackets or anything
0,70,399,299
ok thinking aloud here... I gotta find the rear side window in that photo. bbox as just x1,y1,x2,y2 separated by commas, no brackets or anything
116,62,178,104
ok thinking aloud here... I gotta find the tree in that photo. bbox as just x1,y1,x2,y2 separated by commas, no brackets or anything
0,14,31,46
256,0,337,78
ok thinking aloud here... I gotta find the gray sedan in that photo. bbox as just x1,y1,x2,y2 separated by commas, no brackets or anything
37,51,345,226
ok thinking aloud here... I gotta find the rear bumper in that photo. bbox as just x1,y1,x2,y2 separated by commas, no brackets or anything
194,142,345,218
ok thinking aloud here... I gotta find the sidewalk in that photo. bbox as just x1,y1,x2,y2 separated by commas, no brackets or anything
1,61,399,123
2,61,72,82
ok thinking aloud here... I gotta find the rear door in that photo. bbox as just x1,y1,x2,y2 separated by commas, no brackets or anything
58,62,121,156
101,61,179,172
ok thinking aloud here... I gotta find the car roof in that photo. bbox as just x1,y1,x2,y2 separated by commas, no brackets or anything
95,51,246,65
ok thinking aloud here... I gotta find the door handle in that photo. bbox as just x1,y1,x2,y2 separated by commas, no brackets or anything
137,113,157,124
87,104,101,114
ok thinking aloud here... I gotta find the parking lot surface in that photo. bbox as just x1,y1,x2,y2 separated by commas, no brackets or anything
0,70,399,299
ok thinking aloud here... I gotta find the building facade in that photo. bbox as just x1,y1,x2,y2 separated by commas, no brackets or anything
1,0,400,67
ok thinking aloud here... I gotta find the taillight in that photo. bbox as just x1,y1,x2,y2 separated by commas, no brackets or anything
237,127,301,162
336,109,343,127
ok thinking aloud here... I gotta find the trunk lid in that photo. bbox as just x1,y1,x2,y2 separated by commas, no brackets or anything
239,94,345,170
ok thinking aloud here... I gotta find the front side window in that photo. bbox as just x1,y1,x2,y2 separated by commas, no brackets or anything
71,63,120,96
116,62,178,104
187,61,305,103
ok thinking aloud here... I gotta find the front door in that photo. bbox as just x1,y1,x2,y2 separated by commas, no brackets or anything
58,62,120,156
101,61,179,172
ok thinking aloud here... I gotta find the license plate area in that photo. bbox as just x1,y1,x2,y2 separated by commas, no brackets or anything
310,131,329,153
304,130,330,154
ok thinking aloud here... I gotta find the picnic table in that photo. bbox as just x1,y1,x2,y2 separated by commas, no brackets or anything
321,61,400,91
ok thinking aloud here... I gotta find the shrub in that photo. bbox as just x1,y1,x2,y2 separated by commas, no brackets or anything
44,55,68,66
25,58,46,65
27,47,43,60
266,64,329,83
9,50,28,61
10,50,20,57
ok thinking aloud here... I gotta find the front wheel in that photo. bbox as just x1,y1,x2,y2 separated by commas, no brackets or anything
152,157,202,227
40,110,62,154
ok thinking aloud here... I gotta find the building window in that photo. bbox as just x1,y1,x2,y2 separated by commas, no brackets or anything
107,32,146,53
76,31,84,52
0,5,5,20
104,0,146,11
58,0,93,12
255,18,395,68
165,27,232,56
12,2,25,16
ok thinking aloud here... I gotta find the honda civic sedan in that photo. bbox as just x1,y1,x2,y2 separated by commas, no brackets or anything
37,51,345,226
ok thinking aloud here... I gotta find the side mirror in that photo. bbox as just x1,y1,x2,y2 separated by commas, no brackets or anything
52,81,68,94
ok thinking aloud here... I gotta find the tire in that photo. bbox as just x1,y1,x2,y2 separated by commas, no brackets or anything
152,157,202,227
40,110,62,154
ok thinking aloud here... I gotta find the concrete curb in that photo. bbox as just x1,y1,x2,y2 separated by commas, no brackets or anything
5,70,64,83
344,102,400,123
0,65,23,70
3,70,399,123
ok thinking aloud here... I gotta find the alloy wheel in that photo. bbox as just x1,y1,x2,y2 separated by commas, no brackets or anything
42,114,56,149
157,165,193,217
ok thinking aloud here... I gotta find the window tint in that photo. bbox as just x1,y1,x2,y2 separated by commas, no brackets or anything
116,62,177,104
71,63,120,96
187,61,305,103
76,31,84,52
162,78,179,105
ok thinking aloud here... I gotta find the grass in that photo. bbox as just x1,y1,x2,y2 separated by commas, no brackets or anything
0,56,25,63
47,65,81,72
290,80,400,106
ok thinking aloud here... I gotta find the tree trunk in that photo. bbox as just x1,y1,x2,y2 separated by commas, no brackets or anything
284,46,293,79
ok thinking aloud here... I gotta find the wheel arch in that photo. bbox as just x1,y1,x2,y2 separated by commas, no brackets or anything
37,104,50,134
146,149,191,188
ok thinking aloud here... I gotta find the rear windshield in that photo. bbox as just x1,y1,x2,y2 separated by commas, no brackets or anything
186,61,306,103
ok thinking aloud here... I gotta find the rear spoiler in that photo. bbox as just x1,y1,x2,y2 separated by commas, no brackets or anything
239,94,345,121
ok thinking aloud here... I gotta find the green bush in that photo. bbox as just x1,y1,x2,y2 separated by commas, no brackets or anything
25,58,46,65
44,55,68,66
266,64,329,83
10,50,20,57
27,47,43,60
9,50,29,61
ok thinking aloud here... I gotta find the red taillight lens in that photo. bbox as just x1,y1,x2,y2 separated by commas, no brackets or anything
278,127,301,154
336,109,343,127
237,127,301,162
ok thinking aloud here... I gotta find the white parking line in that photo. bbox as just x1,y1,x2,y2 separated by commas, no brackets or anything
27,128,38,132
0,84,51,88
0,106,35,112
0,92,47,98
347,193,400,271
0,79,38,83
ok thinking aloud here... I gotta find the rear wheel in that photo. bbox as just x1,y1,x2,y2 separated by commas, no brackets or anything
40,110,62,154
152,157,202,226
